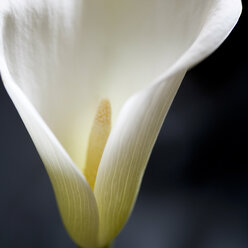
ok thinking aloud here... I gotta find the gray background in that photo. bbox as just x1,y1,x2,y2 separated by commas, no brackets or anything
0,7,247,248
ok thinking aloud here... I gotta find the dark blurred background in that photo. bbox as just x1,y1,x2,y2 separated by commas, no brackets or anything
0,6,247,248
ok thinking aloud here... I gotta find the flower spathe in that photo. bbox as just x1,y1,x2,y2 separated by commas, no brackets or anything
0,0,241,247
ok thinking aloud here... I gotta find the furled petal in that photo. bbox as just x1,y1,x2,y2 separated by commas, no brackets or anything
94,71,186,246
0,0,241,247
94,0,242,246
0,61,99,248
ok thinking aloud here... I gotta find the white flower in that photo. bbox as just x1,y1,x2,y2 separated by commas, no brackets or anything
0,0,241,247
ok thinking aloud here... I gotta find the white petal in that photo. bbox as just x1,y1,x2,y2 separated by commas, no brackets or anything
94,0,241,246
1,0,241,170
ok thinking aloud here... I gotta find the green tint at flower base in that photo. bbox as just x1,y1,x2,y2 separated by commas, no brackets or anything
0,0,241,247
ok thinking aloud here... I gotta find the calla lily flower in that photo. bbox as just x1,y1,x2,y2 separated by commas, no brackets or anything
0,0,241,247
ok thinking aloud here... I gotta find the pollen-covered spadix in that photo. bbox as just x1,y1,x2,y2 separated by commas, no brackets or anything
84,99,111,190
